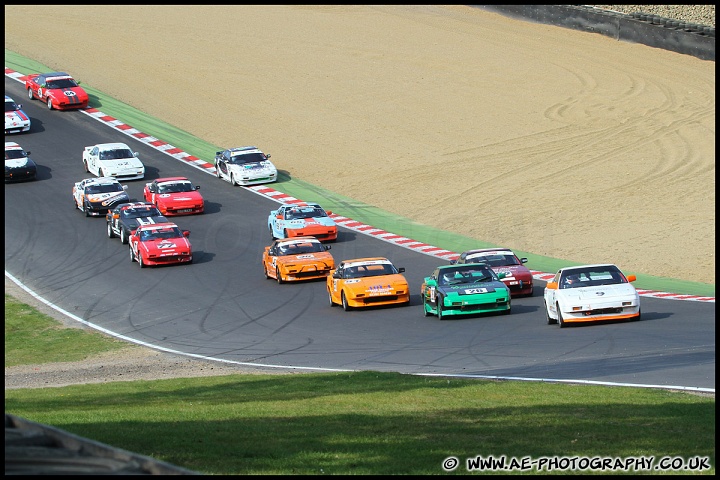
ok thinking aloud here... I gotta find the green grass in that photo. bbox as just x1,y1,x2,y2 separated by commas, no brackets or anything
5,294,715,475
4,294,130,366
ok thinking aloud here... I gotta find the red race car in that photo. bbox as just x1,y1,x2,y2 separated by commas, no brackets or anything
129,222,192,268
25,72,89,110
143,177,204,216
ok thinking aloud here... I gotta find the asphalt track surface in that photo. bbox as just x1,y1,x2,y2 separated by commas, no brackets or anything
4,77,715,392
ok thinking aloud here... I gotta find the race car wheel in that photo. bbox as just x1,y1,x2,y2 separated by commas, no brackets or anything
545,301,557,325
557,304,566,328
107,223,115,238
84,200,91,217
138,252,145,268
120,228,128,245
230,173,237,186
83,159,89,173
283,229,289,239
328,289,336,307
341,291,351,311
276,267,284,284
27,88,34,100
215,166,221,178
47,97,53,110
98,169,104,177
263,264,270,280
437,298,445,320
129,247,135,263
422,300,431,317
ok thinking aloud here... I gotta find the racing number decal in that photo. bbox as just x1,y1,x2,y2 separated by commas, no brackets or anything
465,288,489,294
37,87,43,98
427,286,435,301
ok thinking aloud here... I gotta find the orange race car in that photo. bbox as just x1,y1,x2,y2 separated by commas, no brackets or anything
327,257,410,311
262,236,334,283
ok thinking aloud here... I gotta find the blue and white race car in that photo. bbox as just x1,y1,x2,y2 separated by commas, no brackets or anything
268,202,338,242
5,95,31,134
214,146,277,186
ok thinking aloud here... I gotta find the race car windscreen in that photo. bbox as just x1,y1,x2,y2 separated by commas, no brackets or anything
5,150,27,160
47,78,78,89
286,207,326,220
159,182,193,193
100,148,134,160
123,207,161,219
87,183,124,194
467,254,519,266
230,153,266,164
141,227,182,240
561,267,623,289
5,101,19,112
440,266,495,285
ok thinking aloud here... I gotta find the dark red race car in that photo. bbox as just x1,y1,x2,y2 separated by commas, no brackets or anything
452,248,534,297
25,72,89,110
143,176,204,216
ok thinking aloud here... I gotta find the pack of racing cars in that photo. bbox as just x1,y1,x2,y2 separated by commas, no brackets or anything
18,68,641,324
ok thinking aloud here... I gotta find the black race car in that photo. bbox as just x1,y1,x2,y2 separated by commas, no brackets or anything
106,202,169,244
5,141,37,182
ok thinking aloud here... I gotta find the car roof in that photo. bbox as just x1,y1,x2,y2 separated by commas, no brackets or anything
5,95,15,102
227,146,263,155
438,263,492,271
463,248,515,256
341,257,391,266
282,202,321,209
117,202,155,209
94,142,132,150
80,176,122,185
5,142,23,150
560,264,618,273
275,236,321,245
42,72,72,79
155,177,190,183
136,222,179,231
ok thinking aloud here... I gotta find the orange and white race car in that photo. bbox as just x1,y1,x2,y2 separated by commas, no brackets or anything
262,236,334,283
327,257,410,311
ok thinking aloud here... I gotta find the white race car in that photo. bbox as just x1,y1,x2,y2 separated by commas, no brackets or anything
214,146,277,186
82,142,145,181
5,95,31,134
73,177,130,217
543,263,641,328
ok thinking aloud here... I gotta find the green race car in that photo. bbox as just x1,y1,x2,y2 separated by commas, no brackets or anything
421,263,511,319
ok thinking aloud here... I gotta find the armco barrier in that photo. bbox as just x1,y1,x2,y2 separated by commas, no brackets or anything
5,413,198,475
475,5,715,61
